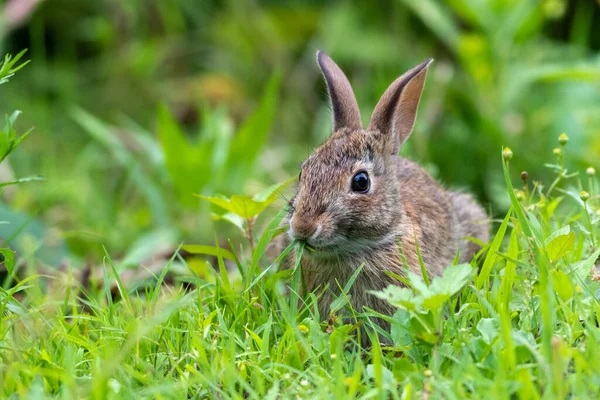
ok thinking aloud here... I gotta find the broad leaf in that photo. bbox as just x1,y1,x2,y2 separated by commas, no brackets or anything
371,286,421,311
430,263,476,298
546,232,575,263
197,176,295,219
571,248,600,282
551,269,573,302
212,212,246,233
477,318,499,345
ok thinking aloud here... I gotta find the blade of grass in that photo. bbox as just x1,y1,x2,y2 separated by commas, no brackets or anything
289,242,305,317
476,207,512,290
103,246,131,310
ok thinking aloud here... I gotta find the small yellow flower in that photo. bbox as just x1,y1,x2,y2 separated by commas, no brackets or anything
558,133,569,146
514,190,525,200
587,167,596,177
298,324,309,333
553,147,561,156
502,147,513,162
580,191,590,202
575,285,582,293
424,369,433,378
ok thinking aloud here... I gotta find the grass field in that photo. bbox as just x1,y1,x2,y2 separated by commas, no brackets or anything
2,1,600,398
2,136,600,398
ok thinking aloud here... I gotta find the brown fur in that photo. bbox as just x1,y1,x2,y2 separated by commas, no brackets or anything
268,52,489,344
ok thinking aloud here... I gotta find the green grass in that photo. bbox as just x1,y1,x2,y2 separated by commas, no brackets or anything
1,3,600,398
2,137,600,399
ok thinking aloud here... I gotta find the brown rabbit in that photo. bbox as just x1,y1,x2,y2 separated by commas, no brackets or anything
272,51,489,340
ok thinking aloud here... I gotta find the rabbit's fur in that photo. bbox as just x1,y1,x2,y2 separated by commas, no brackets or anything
270,51,489,339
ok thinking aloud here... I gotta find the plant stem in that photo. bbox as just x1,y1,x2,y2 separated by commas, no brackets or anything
584,202,596,249
246,218,256,251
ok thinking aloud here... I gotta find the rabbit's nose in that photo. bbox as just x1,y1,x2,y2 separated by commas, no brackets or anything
290,217,319,241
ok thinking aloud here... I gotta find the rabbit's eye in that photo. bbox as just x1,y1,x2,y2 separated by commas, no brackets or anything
351,171,370,193
298,170,302,181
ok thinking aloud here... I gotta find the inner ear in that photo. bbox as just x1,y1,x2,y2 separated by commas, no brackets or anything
317,51,362,132
368,59,433,154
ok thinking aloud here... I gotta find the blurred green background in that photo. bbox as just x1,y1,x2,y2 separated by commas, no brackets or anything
0,0,599,268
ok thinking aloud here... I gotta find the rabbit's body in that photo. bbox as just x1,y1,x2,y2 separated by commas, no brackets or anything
280,155,488,321
270,52,489,338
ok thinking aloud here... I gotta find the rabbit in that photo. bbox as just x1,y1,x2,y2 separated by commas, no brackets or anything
269,51,489,343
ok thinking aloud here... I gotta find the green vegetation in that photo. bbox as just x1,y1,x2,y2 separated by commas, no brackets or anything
3,136,600,398
1,1,600,398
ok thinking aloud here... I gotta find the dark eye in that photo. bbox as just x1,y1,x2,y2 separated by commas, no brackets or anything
298,170,302,181
351,171,370,193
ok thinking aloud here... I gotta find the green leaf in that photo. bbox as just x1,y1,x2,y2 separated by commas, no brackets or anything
421,293,451,310
477,318,499,345
0,248,15,275
571,248,600,282
376,264,474,312
252,176,296,204
477,207,512,289
430,263,476,298
198,176,295,219
0,49,30,85
211,212,246,233
546,232,576,264
0,111,33,163
366,364,395,386
545,225,571,245
329,294,350,314
157,105,216,205
500,227,519,313
182,245,235,261
227,72,281,186
551,269,573,302
371,285,421,311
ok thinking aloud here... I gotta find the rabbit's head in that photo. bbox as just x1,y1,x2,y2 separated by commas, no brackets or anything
288,51,432,259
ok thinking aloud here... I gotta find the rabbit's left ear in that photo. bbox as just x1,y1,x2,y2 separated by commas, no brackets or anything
368,59,433,154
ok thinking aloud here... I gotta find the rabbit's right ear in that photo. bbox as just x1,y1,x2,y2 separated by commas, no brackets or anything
317,51,362,132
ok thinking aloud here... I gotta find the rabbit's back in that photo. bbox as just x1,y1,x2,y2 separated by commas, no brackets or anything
448,191,489,262
396,157,488,272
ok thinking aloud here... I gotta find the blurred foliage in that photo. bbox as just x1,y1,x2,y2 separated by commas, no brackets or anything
0,0,599,264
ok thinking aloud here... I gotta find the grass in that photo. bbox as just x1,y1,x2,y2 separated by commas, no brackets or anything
1,3,600,397
1,135,600,399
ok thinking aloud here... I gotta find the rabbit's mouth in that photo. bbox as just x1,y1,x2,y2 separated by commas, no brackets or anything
301,232,401,261
300,241,335,258
302,239,361,259
304,242,316,252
